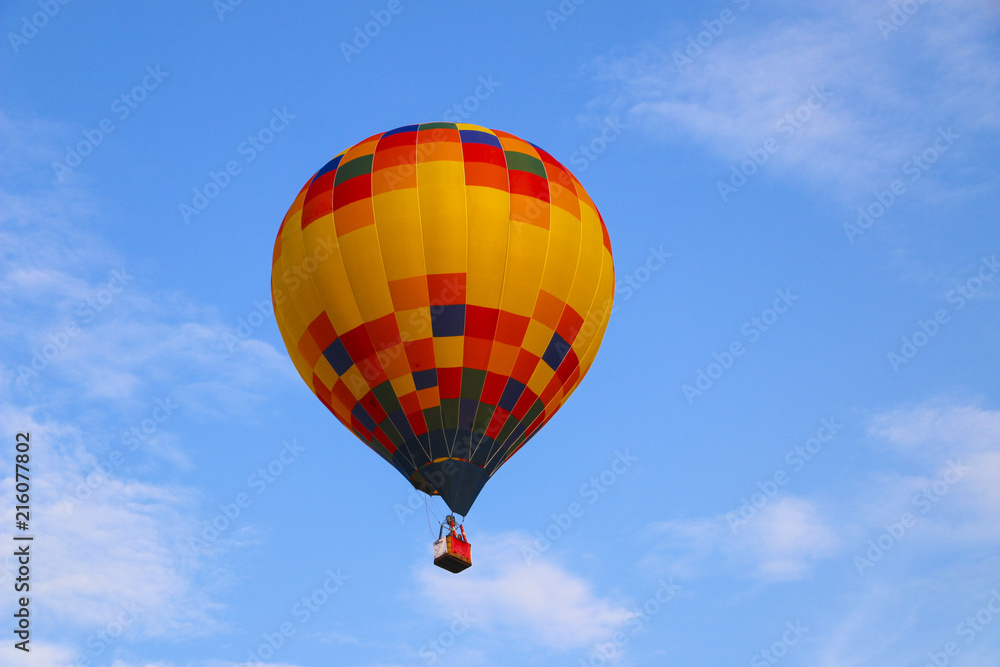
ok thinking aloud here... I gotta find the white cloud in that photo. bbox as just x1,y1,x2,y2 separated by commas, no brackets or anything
646,496,840,582
590,0,1000,196
416,532,632,651
784,401,1000,664
0,108,295,657
867,400,1000,540
3,260,290,407
0,641,78,667
870,400,1000,455
737,496,842,579
0,109,292,413
643,400,1000,594
0,403,221,641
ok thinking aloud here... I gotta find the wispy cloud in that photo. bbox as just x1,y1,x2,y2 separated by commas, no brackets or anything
0,107,291,413
866,399,1000,541
0,108,296,658
642,399,1000,664
589,0,1000,196
0,402,221,643
0,641,77,667
646,496,840,582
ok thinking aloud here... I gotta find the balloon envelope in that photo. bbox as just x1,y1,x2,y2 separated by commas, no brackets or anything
271,123,614,515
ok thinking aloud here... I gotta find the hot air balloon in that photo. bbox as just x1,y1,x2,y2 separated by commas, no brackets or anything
271,122,614,571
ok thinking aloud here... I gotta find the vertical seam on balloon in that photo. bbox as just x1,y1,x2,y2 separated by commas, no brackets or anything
445,123,473,514
280,174,321,388
485,167,603,471
443,128,471,460
479,140,557,471
446,125,477,461
368,129,435,466
323,138,420,474
282,171,395,465
300,165,400,463
356,132,424,470
274,184,330,411
466,127,515,467
500,157,588,465
552,206,615,412
559,266,613,407
447,123,498,514
413,125,451,471
282,177,339,400
272,181,313,385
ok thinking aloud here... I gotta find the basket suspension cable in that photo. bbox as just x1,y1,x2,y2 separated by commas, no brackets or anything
430,499,444,524
424,494,435,538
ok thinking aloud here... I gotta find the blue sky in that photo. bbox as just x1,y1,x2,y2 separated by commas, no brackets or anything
1,0,999,665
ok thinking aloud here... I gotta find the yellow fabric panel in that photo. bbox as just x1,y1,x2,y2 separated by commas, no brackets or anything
433,336,464,368
312,354,340,394
467,271,504,310
389,372,417,397
498,223,548,317
527,360,556,396
538,204,583,301
299,211,367,336
465,185,510,308
341,366,370,399
564,201,606,338
274,187,327,388
396,306,433,342
372,189,425,281
418,158,465,187
566,206,614,357
337,225,395,322
573,250,615,371
418,159,468,276
272,297,315,388
522,319,553,358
